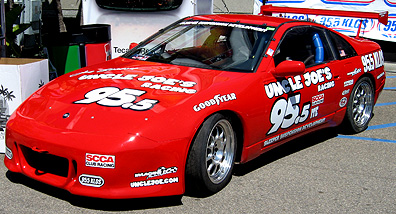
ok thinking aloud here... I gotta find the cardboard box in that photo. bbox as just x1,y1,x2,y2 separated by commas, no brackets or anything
0,58,49,153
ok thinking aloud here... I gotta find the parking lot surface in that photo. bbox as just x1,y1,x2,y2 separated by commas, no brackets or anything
1,65,395,213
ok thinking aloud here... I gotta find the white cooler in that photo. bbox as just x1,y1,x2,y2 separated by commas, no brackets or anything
0,58,49,153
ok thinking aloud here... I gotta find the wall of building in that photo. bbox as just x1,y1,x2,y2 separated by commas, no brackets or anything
213,0,253,14
61,0,255,17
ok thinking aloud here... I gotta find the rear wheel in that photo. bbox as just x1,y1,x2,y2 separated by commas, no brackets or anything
185,113,237,196
342,77,374,134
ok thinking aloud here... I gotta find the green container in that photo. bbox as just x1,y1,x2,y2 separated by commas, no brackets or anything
49,45,81,76
44,24,111,77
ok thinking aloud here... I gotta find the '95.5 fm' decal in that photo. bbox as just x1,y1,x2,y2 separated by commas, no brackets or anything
268,93,311,135
74,87,158,111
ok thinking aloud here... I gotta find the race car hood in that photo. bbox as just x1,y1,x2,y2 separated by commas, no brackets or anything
12,57,248,141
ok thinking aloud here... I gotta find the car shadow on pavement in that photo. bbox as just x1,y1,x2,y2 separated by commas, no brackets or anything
5,171,183,211
233,127,338,176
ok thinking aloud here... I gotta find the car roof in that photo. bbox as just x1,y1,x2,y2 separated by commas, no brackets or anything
185,14,296,27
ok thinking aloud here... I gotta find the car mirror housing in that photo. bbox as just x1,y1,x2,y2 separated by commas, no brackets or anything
273,60,305,77
129,43,138,50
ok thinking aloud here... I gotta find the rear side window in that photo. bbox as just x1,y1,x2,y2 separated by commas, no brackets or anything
273,26,334,68
95,0,183,11
328,31,357,60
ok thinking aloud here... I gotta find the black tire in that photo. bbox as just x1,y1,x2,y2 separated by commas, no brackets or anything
342,77,374,134
185,113,237,196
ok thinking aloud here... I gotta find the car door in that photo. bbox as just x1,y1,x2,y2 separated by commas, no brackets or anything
263,25,341,141
325,29,360,112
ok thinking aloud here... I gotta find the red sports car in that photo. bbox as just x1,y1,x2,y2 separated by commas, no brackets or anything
4,9,386,199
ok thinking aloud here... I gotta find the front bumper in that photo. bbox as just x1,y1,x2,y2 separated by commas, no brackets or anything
4,118,188,199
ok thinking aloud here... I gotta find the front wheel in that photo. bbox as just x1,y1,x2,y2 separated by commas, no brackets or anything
185,113,237,196
342,77,374,134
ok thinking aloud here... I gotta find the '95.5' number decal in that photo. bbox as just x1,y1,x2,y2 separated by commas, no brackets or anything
268,94,310,135
74,87,158,111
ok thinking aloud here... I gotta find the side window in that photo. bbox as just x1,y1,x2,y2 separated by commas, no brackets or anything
328,31,357,60
273,26,333,67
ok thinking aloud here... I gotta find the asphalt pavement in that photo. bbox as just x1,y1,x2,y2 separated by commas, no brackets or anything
1,64,396,213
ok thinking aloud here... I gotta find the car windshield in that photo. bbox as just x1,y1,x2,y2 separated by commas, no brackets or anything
124,21,276,72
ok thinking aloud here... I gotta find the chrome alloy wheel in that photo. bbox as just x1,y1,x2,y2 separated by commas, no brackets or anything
205,119,235,184
352,81,374,128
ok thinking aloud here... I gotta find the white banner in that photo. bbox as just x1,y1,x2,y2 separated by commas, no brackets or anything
254,0,396,42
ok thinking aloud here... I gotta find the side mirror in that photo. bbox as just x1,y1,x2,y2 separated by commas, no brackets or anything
273,60,305,77
129,43,138,50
